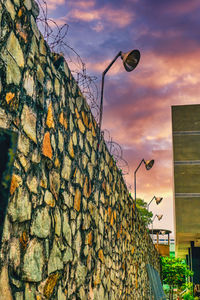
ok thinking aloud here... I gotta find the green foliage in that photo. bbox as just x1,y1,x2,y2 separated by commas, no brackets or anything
136,198,153,226
161,257,193,288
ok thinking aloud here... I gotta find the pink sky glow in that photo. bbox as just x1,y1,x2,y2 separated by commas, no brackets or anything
41,0,200,236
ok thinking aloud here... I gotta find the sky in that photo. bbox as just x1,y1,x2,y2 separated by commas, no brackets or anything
39,0,200,235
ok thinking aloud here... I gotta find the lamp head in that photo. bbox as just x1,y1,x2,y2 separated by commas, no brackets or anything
121,49,140,72
144,159,154,170
155,197,163,205
157,214,163,221
160,230,166,235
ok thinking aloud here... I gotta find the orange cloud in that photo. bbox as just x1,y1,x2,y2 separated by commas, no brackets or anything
66,5,134,30
68,0,96,9
44,0,65,10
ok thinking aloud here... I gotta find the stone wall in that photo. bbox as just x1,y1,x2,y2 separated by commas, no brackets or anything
0,0,160,299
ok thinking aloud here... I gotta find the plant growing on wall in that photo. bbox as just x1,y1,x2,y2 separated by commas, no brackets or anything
135,198,153,226
161,256,193,299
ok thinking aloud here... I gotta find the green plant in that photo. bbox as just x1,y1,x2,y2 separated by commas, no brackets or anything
183,292,194,300
161,257,193,300
136,198,153,226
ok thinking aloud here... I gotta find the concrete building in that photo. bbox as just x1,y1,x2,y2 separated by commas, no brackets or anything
172,104,200,283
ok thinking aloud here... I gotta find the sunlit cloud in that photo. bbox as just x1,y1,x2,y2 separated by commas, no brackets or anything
68,0,95,9
44,0,65,10
66,6,134,30
45,0,200,235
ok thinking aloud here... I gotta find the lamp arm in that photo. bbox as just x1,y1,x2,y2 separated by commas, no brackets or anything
134,159,145,221
147,196,155,210
98,51,122,142
134,159,145,175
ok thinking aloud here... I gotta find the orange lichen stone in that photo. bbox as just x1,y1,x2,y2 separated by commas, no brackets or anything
94,274,101,286
10,174,20,195
74,189,81,212
42,132,53,159
82,111,88,127
6,92,15,104
20,231,28,249
83,177,91,198
68,138,74,158
18,8,23,17
75,108,80,119
44,273,60,298
102,179,106,191
87,232,92,246
16,22,28,43
108,207,112,218
46,103,55,128
98,249,105,263
40,179,46,189
59,112,67,129
73,168,77,177
54,157,60,168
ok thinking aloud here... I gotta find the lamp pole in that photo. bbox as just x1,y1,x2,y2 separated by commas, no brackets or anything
98,51,122,144
134,159,145,220
151,214,163,239
97,49,140,151
134,159,154,221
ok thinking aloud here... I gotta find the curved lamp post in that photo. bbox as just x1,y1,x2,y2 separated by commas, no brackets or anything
151,214,163,239
134,159,154,220
147,196,163,211
98,49,140,149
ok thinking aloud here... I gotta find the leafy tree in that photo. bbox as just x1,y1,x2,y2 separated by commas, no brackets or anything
136,198,153,226
161,256,193,299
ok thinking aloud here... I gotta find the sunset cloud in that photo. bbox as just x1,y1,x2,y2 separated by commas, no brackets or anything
44,0,200,236
43,0,65,10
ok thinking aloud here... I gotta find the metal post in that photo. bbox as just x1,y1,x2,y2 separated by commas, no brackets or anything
147,196,155,211
134,159,145,221
98,51,122,150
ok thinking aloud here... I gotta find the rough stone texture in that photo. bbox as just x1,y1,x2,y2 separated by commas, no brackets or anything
8,187,32,222
22,239,44,282
21,105,37,143
48,239,63,274
6,31,24,67
44,190,55,207
30,206,51,238
0,3,160,299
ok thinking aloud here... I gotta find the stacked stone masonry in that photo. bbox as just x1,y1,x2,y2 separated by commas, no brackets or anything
0,0,160,299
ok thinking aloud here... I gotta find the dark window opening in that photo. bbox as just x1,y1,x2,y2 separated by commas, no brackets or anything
0,129,18,244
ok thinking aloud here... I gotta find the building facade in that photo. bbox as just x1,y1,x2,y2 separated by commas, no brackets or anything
172,104,200,284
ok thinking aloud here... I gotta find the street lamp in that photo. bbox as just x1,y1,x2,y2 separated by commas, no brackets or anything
134,159,154,220
98,49,140,148
151,214,163,238
147,196,163,211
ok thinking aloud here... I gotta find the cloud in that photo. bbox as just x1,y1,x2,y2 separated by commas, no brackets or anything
66,6,134,30
68,0,95,9
44,0,65,10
